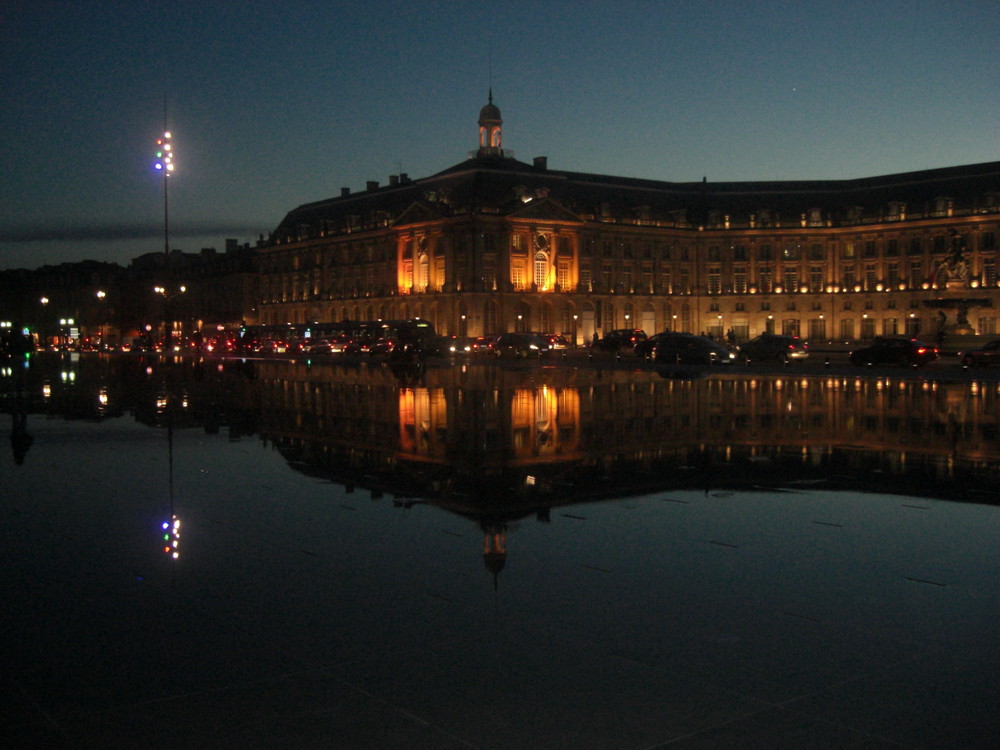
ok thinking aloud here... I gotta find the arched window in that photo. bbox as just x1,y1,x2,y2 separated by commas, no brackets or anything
417,253,429,289
534,251,548,289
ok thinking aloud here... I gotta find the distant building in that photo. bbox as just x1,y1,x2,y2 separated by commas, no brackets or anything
0,242,259,347
259,96,999,343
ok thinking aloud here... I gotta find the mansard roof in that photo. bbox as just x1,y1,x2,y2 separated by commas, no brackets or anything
270,154,1000,244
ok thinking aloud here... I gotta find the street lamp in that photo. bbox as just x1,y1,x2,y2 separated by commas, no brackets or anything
95,291,108,349
155,285,187,350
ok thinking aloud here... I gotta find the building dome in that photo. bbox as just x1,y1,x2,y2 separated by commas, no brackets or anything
479,95,501,125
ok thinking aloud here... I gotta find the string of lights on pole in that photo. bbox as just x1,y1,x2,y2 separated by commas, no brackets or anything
154,119,174,260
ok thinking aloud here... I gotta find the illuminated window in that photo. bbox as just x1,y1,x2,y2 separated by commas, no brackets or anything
758,267,772,293
783,268,798,292
864,265,877,291
985,258,997,287
557,262,570,290
417,254,429,288
707,267,721,294
809,266,823,292
734,268,747,294
534,251,548,289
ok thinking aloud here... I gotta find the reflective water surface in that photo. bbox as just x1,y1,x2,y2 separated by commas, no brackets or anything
3,354,999,748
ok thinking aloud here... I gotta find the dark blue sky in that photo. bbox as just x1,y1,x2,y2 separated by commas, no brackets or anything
2,0,997,270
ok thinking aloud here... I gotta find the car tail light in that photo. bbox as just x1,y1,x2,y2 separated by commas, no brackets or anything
916,347,927,355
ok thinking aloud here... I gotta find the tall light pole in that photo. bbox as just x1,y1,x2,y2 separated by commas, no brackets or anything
153,102,175,262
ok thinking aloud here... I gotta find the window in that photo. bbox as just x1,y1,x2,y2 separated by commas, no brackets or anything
809,266,824,292
864,240,877,258
843,241,856,259
809,243,824,260
843,266,856,290
734,267,747,294
622,266,633,292
783,268,799,292
557,262,570,290
886,239,899,257
908,237,923,255
864,265,877,291
708,246,721,261
733,244,748,261
758,267,772,293
534,251,548,289
783,244,800,260
909,262,923,288
887,262,899,288
758,244,773,261
417,253,429,288
985,258,997,288
511,264,524,289
708,267,721,294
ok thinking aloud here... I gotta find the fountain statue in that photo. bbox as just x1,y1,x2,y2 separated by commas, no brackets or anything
923,229,992,340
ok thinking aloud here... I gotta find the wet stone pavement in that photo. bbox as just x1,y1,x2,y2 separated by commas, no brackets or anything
1,353,999,749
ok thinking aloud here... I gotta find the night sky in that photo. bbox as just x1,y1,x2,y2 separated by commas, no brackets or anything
2,0,997,271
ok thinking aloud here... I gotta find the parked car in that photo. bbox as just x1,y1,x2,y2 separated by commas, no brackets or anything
493,332,551,359
737,334,809,362
849,337,939,367
472,336,496,354
650,333,736,365
634,332,673,359
592,329,647,353
960,339,1000,367
545,333,569,350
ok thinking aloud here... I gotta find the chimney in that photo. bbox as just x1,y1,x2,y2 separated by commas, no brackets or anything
400,173,409,184
533,156,548,171
389,174,399,186
341,187,351,197
366,180,379,191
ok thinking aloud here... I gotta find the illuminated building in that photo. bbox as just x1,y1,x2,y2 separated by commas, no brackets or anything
260,95,1000,344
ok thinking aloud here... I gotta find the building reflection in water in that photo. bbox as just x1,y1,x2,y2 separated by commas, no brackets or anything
10,356,999,583
247,361,1000,583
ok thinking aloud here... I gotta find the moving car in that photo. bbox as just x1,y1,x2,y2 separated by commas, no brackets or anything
306,335,349,354
493,332,551,359
737,334,809,362
849,337,939,367
960,339,1000,367
650,333,736,365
